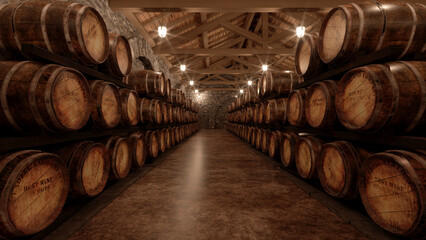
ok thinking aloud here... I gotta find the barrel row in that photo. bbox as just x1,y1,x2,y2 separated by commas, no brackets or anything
226,123,425,238
0,123,199,239
295,1,425,80
0,1,133,78
127,70,199,113
0,61,199,134
229,61,425,133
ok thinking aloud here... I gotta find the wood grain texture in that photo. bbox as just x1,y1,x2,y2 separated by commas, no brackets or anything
119,88,139,127
57,141,110,198
336,61,426,132
317,141,365,199
295,136,323,179
128,132,147,168
305,80,337,129
295,33,326,78
128,70,165,98
0,150,69,238
359,150,426,237
280,132,300,168
0,61,91,133
105,136,131,181
287,88,308,127
101,33,132,77
89,80,121,129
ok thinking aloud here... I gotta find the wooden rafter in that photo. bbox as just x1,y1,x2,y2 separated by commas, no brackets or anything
154,48,294,56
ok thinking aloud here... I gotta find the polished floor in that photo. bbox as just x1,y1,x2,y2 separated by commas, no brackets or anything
68,129,368,240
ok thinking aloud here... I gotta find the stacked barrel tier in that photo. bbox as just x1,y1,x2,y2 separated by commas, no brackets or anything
0,1,109,65
318,1,426,66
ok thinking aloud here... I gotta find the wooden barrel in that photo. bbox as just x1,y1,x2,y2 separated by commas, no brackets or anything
258,102,267,124
139,98,162,125
295,33,326,78
57,141,110,198
170,127,176,146
170,89,178,104
156,129,166,153
251,128,257,146
167,104,174,124
119,88,139,127
268,131,283,159
101,33,133,77
145,130,159,159
161,101,169,124
287,88,308,127
335,61,426,133
260,72,294,99
90,80,121,129
128,132,147,168
261,129,271,153
174,127,181,143
264,98,287,125
0,61,91,133
317,141,367,199
0,150,69,238
128,70,165,98
318,1,425,65
255,128,262,150
7,1,109,65
165,79,171,101
105,136,131,180
359,150,426,237
165,128,172,149
295,136,323,179
280,132,300,167
305,80,338,129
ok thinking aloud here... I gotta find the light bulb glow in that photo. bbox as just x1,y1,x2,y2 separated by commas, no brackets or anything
195,89,199,93
158,26,167,38
189,80,194,86
240,89,244,94
285,70,291,73
197,94,201,98
296,26,305,38
262,64,268,72
235,95,238,98
180,64,186,71
248,80,253,86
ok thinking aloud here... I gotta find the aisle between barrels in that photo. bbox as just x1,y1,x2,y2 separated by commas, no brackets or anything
60,129,368,240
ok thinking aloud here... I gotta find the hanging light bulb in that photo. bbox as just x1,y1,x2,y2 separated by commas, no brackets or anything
189,80,194,86
158,26,167,38
180,64,186,71
195,89,199,93
235,95,238,98
262,64,268,72
248,80,253,86
240,89,244,94
296,26,305,38
285,70,291,73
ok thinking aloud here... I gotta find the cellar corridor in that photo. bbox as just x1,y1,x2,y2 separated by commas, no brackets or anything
62,130,368,240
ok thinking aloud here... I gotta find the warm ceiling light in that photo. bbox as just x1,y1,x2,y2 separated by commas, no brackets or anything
262,64,268,72
197,94,201,98
158,26,167,38
235,95,238,98
195,89,199,93
180,64,186,71
248,80,253,86
296,26,305,38
240,89,244,94
189,80,194,86
285,70,291,73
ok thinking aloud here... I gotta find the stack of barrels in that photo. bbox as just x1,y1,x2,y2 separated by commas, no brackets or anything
227,0,426,238
0,1,199,239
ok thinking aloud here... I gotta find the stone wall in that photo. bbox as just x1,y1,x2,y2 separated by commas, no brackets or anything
0,0,180,86
187,90,236,129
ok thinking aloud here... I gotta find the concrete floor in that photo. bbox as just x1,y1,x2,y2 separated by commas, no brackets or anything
68,129,368,240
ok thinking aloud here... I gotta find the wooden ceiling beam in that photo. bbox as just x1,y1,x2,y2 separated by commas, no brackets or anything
176,68,263,74
153,13,241,51
200,13,210,67
110,0,344,12
262,13,268,49
197,88,239,91
154,48,294,56
220,21,264,46
196,81,247,85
